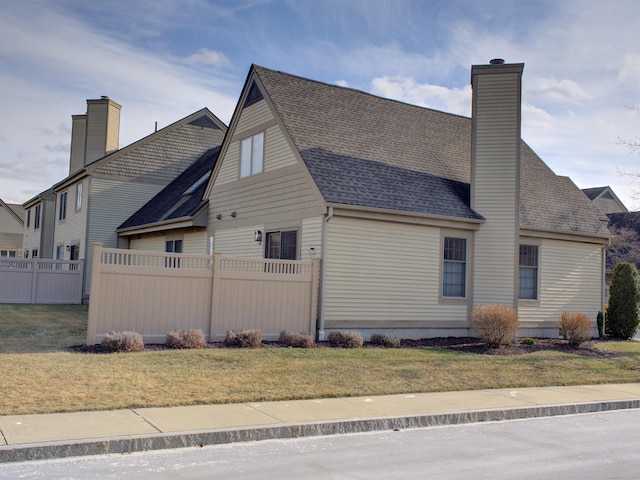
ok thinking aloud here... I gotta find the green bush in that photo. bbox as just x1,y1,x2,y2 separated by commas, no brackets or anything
521,337,535,345
596,311,605,338
279,331,316,348
370,333,401,348
327,331,364,348
558,312,593,346
166,329,207,349
606,263,640,339
224,329,262,348
470,304,519,348
102,331,145,352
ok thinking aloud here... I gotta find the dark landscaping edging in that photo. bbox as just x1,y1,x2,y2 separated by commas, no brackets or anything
2,399,640,463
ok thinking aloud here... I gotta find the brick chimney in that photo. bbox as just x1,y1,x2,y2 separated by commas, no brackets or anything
69,96,121,175
470,59,524,310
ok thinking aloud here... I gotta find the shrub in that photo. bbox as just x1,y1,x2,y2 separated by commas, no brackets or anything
558,312,593,346
607,263,640,339
280,331,316,348
165,329,207,349
370,333,401,348
327,331,364,348
224,329,262,348
521,337,535,346
101,331,144,352
470,304,519,348
596,311,605,339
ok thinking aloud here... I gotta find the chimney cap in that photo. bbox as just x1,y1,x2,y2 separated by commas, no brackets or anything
100,95,109,100
489,58,505,65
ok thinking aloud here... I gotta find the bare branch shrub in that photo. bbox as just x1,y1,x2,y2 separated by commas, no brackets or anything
279,331,316,348
470,304,519,348
558,312,593,346
327,331,363,348
370,333,401,348
165,329,207,349
101,331,145,352
224,329,262,348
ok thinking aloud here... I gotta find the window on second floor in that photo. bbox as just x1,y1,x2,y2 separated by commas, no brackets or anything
59,191,68,221
240,131,264,178
34,205,41,229
76,183,83,210
26,209,30,227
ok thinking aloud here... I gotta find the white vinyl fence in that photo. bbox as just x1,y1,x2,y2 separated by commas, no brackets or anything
87,244,320,345
0,258,84,304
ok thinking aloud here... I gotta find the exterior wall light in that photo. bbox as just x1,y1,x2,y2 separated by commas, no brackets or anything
254,230,262,242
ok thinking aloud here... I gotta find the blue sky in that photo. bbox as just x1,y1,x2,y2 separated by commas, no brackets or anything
1,0,640,208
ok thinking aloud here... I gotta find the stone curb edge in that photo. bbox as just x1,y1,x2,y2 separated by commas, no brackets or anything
2,399,639,463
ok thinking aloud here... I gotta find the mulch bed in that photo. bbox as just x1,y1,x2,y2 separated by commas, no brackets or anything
68,337,622,357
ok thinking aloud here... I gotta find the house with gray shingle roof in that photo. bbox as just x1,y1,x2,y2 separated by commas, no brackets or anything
0,198,24,258
581,186,628,214
203,60,610,339
116,146,221,253
25,97,227,301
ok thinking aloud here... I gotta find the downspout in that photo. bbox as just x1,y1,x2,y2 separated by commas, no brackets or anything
318,206,333,341
602,238,610,334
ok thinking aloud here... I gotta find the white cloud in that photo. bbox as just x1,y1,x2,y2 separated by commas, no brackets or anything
618,54,640,84
184,49,231,67
526,78,592,105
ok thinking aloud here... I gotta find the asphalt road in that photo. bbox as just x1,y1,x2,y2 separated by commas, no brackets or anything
3,409,640,479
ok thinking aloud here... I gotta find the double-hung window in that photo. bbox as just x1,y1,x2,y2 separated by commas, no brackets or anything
443,237,467,297
76,183,83,210
34,205,41,229
265,230,297,260
519,245,539,300
59,191,67,221
240,132,264,178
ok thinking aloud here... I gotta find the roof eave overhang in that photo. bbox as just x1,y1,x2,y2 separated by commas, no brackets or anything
118,217,197,237
327,203,484,230
520,226,611,245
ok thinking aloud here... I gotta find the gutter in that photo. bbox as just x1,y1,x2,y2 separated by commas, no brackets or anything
318,206,333,341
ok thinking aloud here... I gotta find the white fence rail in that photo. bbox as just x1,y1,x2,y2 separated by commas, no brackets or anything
0,258,84,304
87,244,320,345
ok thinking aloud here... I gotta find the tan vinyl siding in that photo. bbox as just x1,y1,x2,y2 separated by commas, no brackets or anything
236,100,274,134
519,238,603,327
54,179,88,258
324,217,468,329
84,178,164,298
301,217,323,260
69,115,87,174
209,165,324,229
264,125,297,172
85,102,109,164
182,230,208,254
213,226,264,257
129,235,165,251
216,141,239,185
471,71,521,308
106,104,120,153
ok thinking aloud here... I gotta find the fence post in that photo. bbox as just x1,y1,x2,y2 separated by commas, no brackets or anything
309,259,320,335
30,258,38,304
86,243,104,345
209,253,222,342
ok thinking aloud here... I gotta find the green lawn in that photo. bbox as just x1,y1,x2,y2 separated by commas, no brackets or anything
1,304,639,416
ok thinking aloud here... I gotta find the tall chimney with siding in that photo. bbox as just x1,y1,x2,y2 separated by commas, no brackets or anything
68,96,122,174
470,59,524,311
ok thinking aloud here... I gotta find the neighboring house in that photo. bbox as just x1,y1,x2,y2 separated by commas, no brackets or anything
117,146,221,254
0,199,25,258
22,189,56,259
582,186,628,215
25,96,227,301
203,60,610,340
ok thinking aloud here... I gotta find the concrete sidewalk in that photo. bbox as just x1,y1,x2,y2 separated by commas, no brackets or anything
2,383,640,463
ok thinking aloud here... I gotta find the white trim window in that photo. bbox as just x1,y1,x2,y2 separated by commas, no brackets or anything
75,183,83,210
519,245,539,300
265,230,297,260
59,191,67,221
442,237,467,298
240,131,264,178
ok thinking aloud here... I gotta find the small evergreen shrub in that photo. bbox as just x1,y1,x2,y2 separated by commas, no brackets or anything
521,337,535,345
280,331,316,348
102,331,145,352
370,333,401,348
470,304,519,348
596,311,605,338
327,331,364,348
165,329,207,349
558,312,593,346
224,329,262,348
607,263,640,339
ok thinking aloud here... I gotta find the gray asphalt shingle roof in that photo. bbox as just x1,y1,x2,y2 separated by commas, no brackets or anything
253,65,608,237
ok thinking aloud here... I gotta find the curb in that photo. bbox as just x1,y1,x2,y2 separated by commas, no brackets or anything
2,399,640,463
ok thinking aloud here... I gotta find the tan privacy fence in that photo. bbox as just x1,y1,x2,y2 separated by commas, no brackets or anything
0,258,83,304
87,244,320,345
